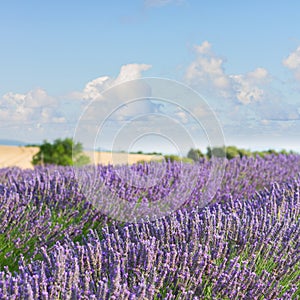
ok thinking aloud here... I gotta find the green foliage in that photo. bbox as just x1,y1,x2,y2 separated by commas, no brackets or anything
188,146,294,161
164,154,193,163
130,150,163,155
147,151,163,155
187,148,204,162
164,154,182,162
225,146,252,159
237,148,252,158
206,146,226,159
253,149,296,158
182,157,194,163
129,150,144,154
32,138,90,166
225,146,240,159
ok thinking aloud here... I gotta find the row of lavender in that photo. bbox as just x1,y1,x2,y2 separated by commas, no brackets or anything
1,181,299,299
0,155,299,298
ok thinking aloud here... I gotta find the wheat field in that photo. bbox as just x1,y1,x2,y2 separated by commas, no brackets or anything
0,146,163,169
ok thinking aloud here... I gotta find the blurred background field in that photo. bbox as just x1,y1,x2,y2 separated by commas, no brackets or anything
0,145,163,169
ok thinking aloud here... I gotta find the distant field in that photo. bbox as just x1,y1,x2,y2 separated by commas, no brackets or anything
0,146,39,169
0,146,163,169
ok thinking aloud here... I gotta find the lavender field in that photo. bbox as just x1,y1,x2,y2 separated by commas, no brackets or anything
0,155,299,299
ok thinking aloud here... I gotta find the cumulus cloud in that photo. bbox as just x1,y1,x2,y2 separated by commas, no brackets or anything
230,68,269,104
73,63,159,149
0,88,68,142
82,76,111,101
73,66,220,153
0,88,64,125
185,41,270,105
79,63,152,101
185,41,231,97
184,40,300,148
0,63,154,145
283,46,300,81
78,63,153,119
115,64,152,85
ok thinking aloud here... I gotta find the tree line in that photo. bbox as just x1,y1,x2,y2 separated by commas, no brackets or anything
186,146,296,162
31,138,297,166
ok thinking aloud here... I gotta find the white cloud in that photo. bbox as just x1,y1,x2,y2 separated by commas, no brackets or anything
248,67,269,80
184,41,300,150
2,55,299,151
115,64,152,85
79,63,151,101
0,88,69,142
283,46,300,81
185,41,269,104
82,76,111,100
0,63,153,144
185,42,231,97
0,88,62,124
230,68,269,104
194,40,212,54
283,46,300,69
73,64,157,148
73,63,154,149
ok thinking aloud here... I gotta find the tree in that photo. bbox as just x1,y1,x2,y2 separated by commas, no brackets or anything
225,146,240,160
206,146,226,159
32,138,90,166
207,146,252,160
237,148,252,158
187,148,204,162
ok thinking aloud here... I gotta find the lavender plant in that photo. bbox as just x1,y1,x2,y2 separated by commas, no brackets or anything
0,154,299,299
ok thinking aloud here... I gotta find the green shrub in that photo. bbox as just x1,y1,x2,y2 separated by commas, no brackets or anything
32,138,90,166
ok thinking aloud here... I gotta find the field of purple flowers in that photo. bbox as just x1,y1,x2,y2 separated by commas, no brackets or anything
0,154,299,299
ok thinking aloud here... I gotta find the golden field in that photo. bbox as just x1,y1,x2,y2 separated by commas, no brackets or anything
0,146,163,169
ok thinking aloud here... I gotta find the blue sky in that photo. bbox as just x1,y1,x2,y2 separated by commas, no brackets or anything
1,0,300,154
